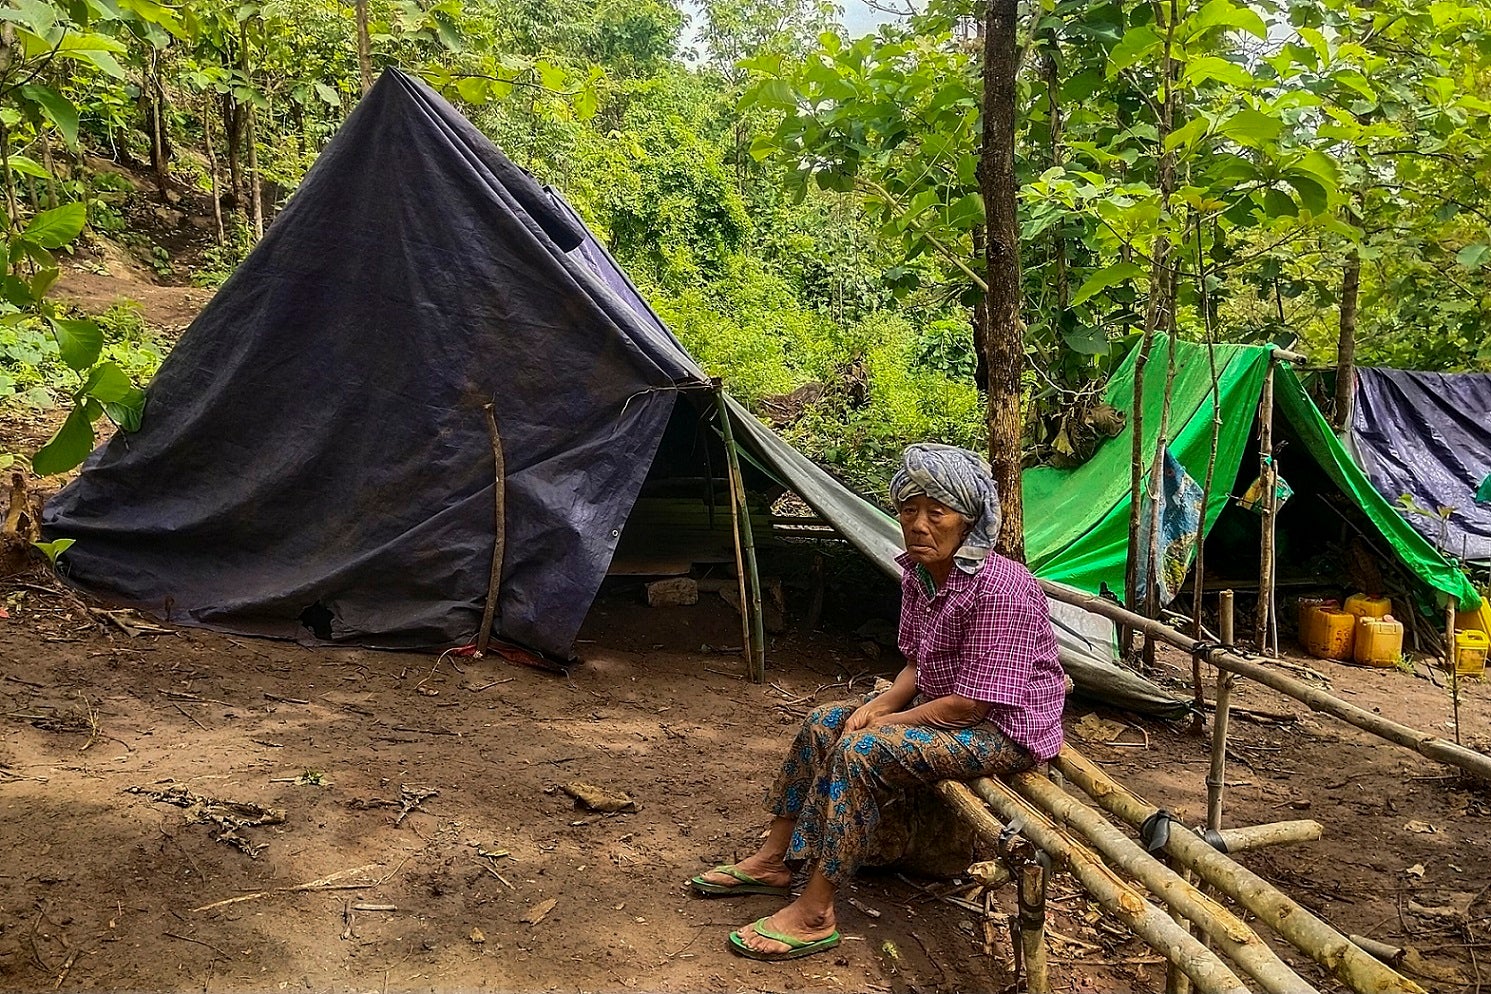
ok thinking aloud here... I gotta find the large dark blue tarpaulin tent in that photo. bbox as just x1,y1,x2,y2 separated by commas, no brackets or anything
1349,367,1491,564
44,70,1182,716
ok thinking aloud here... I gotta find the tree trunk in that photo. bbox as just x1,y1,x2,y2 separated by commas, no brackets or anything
246,105,263,240
356,0,373,94
221,92,243,210
203,95,225,244
242,24,263,239
145,53,170,197
1333,245,1360,432
981,0,1027,562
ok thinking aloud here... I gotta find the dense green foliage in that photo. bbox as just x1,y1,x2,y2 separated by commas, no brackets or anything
1,0,1489,489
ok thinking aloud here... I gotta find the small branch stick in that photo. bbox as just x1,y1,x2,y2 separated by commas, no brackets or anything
476,403,506,656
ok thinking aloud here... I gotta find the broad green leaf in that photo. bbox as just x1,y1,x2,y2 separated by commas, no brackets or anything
1061,324,1110,356
455,76,488,103
1456,243,1490,270
904,188,940,222
1185,0,1268,40
1331,69,1376,102
1107,25,1160,77
22,202,87,249
535,61,566,91
0,0,56,37
752,78,797,109
4,155,51,179
1184,56,1253,89
1071,261,1143,305
49,317,102,371
573,84,599,121
1298,27,1330,63
33,537,73,565
19,84,79,146
943,194,985,230
1217,108,1282,148
1262,187,1298,218
1164,116,1209,152
1284,175,1329,213
314,81,340,107
104,387,146,432
31,402,97,476
29,267,58,301
1287,150,1340,186
80,361,132,403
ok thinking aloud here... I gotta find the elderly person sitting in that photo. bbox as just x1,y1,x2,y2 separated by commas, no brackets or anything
688,443,1066,961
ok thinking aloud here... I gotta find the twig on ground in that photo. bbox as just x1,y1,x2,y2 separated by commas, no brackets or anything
164,932,231,958
394,786,439,826
190,863,380,912
170,701,207,731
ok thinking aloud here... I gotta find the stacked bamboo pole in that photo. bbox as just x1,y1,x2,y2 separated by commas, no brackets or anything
965,777,1251,994
1004,771,1319,994
1055,748,1427,994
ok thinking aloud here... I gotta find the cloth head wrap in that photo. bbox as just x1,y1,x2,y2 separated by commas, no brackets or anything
889,442,1002,574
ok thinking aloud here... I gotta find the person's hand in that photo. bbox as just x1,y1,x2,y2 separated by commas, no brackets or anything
844,702,887,733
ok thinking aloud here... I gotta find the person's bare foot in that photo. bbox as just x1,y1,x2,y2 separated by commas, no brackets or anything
698,852,791,891
732,900,837,955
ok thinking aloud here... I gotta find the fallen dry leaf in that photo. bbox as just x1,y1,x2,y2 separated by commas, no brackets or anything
1405,863,1426,878
521,897,557,925
1404,820,1438,834
469,927,485,944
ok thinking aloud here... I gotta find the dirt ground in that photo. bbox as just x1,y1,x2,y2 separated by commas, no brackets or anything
3,208,1489,991
0,572,1488,994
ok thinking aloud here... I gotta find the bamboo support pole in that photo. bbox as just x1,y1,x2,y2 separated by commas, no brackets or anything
1447,596,1461,745
1215,820,1322,852
474,403,506,656
1255,362,1276,648
966,778,1250,994
714,390,765,682
1040,580,1491,781
716,396,753,676
1007,771,1318,994
1206,669,1235,832
933,781,1011,888
1018,858,1051,994
1055,748,1427,994
1218,590,1234,646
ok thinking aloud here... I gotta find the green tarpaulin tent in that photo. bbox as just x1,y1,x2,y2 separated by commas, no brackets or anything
1024,336,1480,612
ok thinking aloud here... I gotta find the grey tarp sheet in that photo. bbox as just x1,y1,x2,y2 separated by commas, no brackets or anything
1351,368,1491,563
723,396,1188,717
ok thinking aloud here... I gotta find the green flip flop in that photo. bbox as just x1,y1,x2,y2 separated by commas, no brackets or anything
727,917,841,961
689,864,791,897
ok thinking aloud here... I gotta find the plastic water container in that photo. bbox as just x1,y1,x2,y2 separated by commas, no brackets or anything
1307,609,1356,660
1344,593,1392,621
1454,630,1488,678
1353,615,1404,668
1297,598,1337,647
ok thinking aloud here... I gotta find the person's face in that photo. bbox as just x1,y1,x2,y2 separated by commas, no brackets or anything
896,494,971,568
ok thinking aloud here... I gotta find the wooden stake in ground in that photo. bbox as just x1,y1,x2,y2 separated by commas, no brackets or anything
475,402,506,656
1205,668,1235,832
1055,747,1427,994
1255,361,1276,648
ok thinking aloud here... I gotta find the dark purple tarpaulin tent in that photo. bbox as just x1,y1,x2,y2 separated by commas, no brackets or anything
1350,367,1491,563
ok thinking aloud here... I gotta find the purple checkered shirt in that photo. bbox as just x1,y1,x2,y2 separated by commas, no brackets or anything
897,551,1065,760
